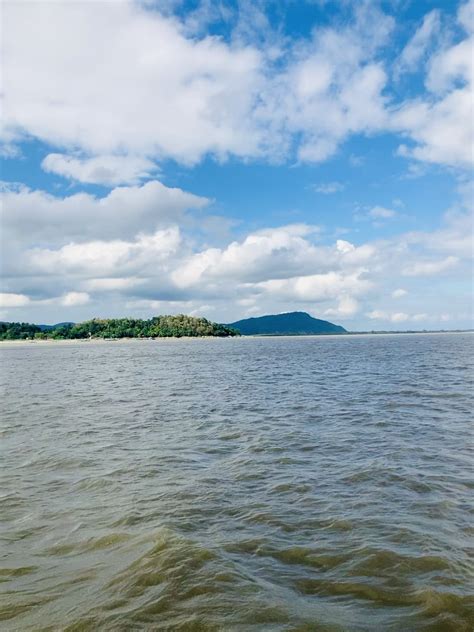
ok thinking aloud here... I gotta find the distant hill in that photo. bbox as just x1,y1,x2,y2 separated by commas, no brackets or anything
227,311,346,335
38,322,75,331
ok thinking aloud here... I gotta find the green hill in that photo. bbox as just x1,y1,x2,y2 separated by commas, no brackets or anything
227,311,346,335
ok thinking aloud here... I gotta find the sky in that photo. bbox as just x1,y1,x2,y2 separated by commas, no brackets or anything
1,0,473,330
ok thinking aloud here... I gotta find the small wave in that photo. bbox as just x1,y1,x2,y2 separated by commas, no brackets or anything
349,548,452,575
0,566,37,580
272,547,351,570
46,532,132,556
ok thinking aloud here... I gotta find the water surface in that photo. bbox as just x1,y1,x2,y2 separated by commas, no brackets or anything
1,334,473,631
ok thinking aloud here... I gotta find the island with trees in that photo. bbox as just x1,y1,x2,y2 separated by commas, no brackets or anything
0,315,238,340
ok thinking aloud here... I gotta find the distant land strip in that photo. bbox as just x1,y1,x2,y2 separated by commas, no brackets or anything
1,312,472,340
0,315,238,340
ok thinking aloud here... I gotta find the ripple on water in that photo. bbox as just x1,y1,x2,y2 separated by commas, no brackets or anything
0,334,473,631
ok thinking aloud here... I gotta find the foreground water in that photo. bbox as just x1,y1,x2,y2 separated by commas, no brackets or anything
0,334,473,631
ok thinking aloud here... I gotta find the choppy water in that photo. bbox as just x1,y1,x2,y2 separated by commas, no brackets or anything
1,333,473,632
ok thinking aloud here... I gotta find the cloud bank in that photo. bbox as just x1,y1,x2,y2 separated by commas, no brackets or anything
2,0,473,173
1,0,472,328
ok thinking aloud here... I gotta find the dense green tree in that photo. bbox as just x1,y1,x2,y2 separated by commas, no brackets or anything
0,322,42,340
0,316,238,340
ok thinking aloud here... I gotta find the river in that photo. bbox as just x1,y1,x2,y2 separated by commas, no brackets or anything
1,333,472,631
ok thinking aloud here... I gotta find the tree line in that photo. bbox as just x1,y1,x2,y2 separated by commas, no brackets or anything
0,315,238,340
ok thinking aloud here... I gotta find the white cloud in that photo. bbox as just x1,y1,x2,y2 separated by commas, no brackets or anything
367,310,427,324
172,224,326,287
394,10,441,78
394,2,474,168
2,1,263,164
312,181,345,194
0,293,30,308
0,0,394,167
335,240,356,255
257,271,373,303
458,0,474,33
368,206,397,219
403,193,473,259
1,180,208,247
42,154,157,186
426,40,473,95
392,288,407,298
324,296,359,318
2,0,471,172
354,205,398,224
335,240,376,264
171,228,376,297
1,164,471,327
403,255,459,276
396,88,473,168
29,227,182,276
60,292,90,307
278,24,392,163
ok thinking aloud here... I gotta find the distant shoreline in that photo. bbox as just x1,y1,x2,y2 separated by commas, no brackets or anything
0,336,228,346
1,329,472,347
343,329,473,335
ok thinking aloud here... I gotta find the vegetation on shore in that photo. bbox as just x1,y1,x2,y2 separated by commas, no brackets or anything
0,315,238,340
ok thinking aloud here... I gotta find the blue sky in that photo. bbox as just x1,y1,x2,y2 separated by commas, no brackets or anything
1,0,473,329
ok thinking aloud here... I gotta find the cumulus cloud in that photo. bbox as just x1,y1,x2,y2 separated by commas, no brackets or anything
172,224,325,287
273,6,393,164
42,154,158,186
256,271,373,304
171,228,376,295
29,227,182,276
394,1,474,168
0,217,470,326
2,1,264,164
0,3,472,326
1,180,208,247
1,0,471,171
324,296,359,318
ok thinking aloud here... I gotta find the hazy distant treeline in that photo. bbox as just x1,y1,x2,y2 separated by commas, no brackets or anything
0,316,238,340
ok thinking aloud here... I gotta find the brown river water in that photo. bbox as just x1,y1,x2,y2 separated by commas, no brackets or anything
0,333,473,631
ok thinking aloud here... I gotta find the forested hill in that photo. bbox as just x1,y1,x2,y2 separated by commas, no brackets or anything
228,311,346,335
0,316,238,340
